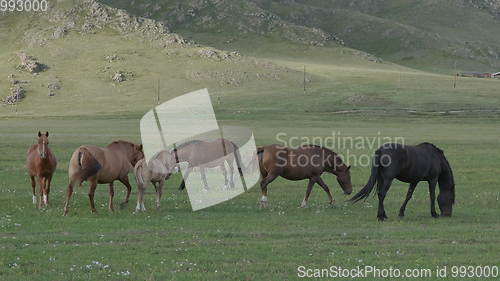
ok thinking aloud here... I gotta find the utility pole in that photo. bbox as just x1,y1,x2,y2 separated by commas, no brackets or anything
303,65,307,95
157,79,160,105
453,61,457,89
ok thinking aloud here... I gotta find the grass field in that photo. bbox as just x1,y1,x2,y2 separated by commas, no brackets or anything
1,115,499,280
1,2,500,279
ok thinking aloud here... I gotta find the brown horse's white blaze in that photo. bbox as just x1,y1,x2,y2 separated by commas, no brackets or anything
257,144,352,208
26,131,57,208
63,140,144,216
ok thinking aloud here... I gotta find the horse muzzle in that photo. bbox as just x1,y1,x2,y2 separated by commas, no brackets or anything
40,153,47,159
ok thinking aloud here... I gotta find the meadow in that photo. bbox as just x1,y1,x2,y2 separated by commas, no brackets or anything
1,6,500,279
0,114,499,280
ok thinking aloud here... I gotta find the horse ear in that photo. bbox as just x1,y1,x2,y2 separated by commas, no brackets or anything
45,131,49,137
138,144,143,151
38,131,42,137
346,165,351,171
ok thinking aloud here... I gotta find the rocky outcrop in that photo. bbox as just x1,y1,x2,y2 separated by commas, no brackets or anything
16,52,46,73
468,0,500,16
2,86,25,105
45,0,188,47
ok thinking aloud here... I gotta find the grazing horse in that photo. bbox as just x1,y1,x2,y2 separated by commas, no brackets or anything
176,139,244,191
350,143,455,221
133,150,177,211
257,144,352,207
26,131,57,208
63,140,144,215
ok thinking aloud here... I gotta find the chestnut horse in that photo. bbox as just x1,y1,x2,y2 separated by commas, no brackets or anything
257,144,352,207
133,150,177,211
63,140,144,215
26,131,57,208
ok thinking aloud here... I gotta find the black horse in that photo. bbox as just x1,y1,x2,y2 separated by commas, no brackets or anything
351,143,455,221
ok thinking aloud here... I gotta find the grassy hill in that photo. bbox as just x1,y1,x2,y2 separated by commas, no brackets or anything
2,0,500,118
101,0,500,73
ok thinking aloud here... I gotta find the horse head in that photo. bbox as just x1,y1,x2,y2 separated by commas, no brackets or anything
437,154,455,217
130,144,144,166
37,131,49,159
335,165,352,195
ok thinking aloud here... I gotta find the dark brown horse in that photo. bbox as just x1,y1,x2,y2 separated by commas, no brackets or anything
63,140,144,215
350,143,455,221
26,131,57,208
257,144,352,207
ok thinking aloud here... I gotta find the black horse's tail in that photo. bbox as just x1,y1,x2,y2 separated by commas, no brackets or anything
350,150,381,203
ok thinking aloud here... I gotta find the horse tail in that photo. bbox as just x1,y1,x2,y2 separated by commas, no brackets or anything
75,147,101,184
134,159,146,186
350,150,381,203
230,141,245,177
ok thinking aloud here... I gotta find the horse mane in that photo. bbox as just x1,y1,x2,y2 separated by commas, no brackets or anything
301,144,347,169
424,143,455,204
420,142,444,153
108,140,135,147
175,139,202,150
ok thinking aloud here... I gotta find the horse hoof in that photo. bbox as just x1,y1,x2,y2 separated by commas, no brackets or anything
398,212,405,217
300,201,308,208
119,202,128,209
431,213,440,218
377,215,387,221
259,201,268,208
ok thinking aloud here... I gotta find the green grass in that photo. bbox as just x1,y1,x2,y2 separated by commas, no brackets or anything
1,116,499,280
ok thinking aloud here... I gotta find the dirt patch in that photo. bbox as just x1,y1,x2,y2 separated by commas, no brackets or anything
342,94,392,106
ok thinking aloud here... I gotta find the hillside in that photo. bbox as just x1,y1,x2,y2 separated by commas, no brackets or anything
1,0,500,118
101,0,500,73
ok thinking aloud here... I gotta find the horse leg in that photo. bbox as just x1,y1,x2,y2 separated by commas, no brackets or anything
301,178,316,208
30,175,36,204
377,178,393,221
399,182,418,217
227,159,235,188
220,164,229,190
135,180,144,212
88,179,98,213
155,180,164,209
178,166,192,190
259,173,279,208
38,177,44,209
118,176,133,209
428,179,439,218
316,176,334,205
200,168,209,190
45,175,52,206
63,180,76,216
139,181,147,211
108,182,114,212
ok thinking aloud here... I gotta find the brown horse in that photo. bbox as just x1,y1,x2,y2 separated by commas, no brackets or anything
26,131,57,208
133,150,177,211
63,140,144,215
257,144,352,207
175,139,244,191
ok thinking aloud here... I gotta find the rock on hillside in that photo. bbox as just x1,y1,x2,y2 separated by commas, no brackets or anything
101,0,339,46
44,0,187,47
